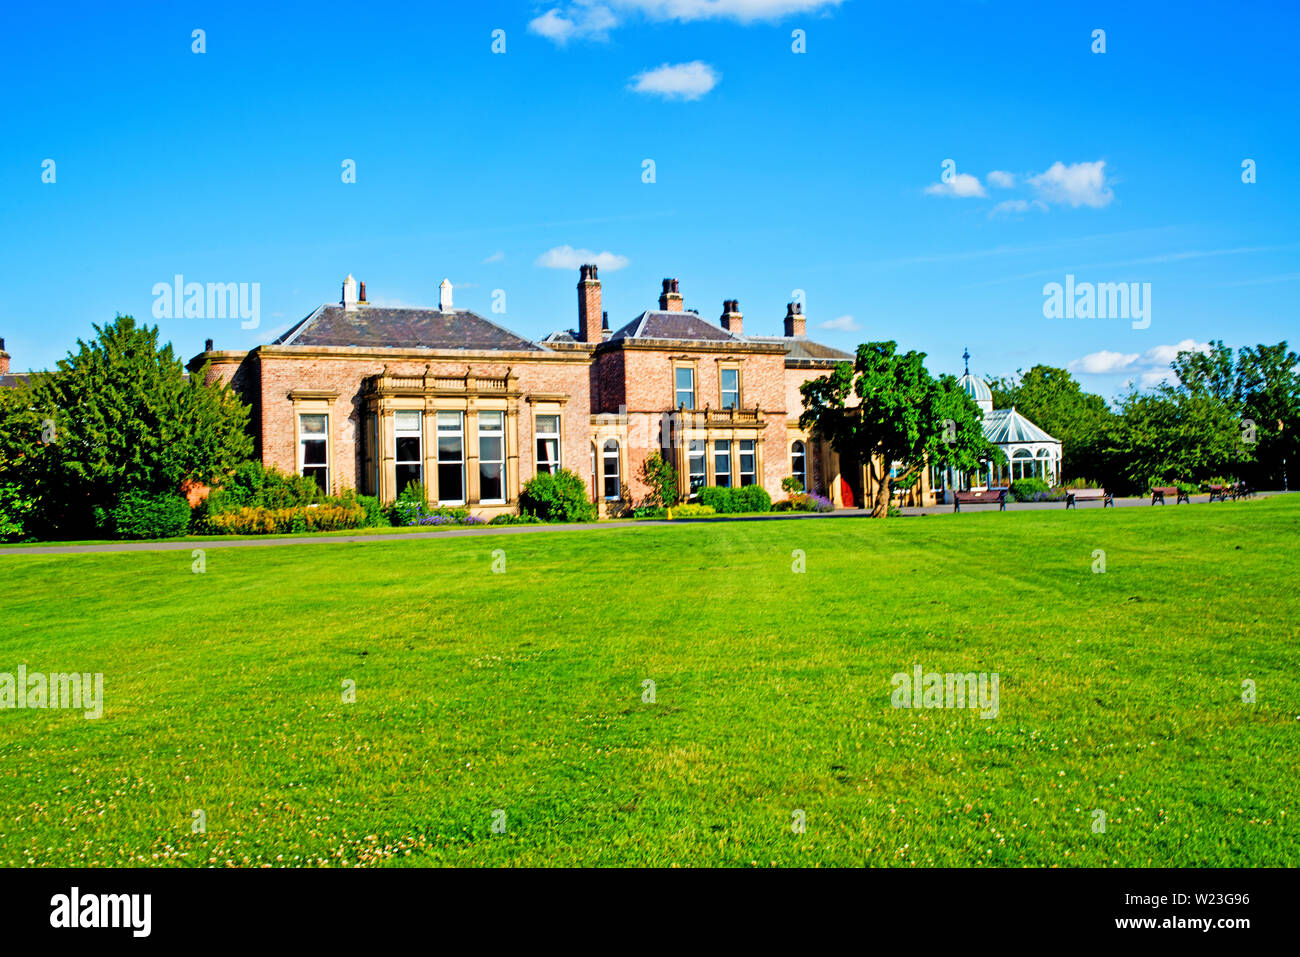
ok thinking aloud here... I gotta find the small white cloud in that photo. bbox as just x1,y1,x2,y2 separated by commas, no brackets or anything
924,172,986,198
987,170,1016,189
1029,160,1114,208
482,251,505,264
535,245,629,271
532,1,845,46
989,198,1048,217
1142,338,1210,367
629,61,720,101
819,315,859,331
1069,349,1140,375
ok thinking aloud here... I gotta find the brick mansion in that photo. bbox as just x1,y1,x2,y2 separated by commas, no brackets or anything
187,267,916,515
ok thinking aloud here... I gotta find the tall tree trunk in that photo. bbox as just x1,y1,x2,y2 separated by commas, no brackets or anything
869,458,891,517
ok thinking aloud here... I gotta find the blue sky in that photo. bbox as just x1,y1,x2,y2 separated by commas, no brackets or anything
3,0,1297,397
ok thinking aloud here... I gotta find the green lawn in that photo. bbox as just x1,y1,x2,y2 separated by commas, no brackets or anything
1,498,1297,867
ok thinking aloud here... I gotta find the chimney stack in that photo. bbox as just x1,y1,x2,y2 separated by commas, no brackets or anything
578,264,602,343
0,337,8,376
659,278,684,312
439,278,453,312
601,310,610,341
204,338,214,352
342,274,358,311
358,281,367,304
784,302,806,337
720,299,743,335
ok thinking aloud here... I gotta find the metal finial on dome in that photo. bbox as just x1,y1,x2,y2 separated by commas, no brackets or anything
962,347,970,375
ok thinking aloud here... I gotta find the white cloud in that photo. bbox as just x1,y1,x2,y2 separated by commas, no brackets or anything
1028,160,1114,208
629,61,719,100
1069,349,1140,375
987,170,1015,189
1069,339,1210,379
989,198,1047,217
819,315,859,331
924,172,986,198
531,1,844,44
528,5,617,44
482,251,505,264
535,245,630,271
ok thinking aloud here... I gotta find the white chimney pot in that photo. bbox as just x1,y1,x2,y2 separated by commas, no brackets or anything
439,278,453,312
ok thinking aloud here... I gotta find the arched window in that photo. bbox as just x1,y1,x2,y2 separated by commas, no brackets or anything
1012,449,1034,481
791,440,807,492
602,439,620,500
1036,448,1053,483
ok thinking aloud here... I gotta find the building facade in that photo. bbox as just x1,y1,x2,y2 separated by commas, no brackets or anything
188,267,908,516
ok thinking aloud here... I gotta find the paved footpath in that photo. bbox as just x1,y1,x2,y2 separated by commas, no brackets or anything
0,492,1281,556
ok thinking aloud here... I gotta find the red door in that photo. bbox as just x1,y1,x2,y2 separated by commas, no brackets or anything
839,474,855,508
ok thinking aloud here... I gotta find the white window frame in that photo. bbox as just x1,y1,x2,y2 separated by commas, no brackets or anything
535,414,561,475
688,440,707,495
478,411,506,504
713,439,732,488
394,410,423,496
738,439,756,486
720,367,740,409
602,439,621,501
298,413,329,493
791,440,806,491
436,411,466,505
675,366,695,410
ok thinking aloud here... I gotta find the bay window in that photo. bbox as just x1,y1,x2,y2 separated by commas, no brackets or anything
394,410,422,495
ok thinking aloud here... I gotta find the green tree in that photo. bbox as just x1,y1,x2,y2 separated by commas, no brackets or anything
1232,342,1299,489
1109,385,1246,490
3,316,252,536
800,342,998,517
638,450,680,507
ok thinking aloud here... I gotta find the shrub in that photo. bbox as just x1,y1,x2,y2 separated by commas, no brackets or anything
488,513,543,525
631,505,667,519
1009,478,1050,502
520,469,596,523
735,484,772,513
672,503,715,518
774,493,814,512
205,460,320,513
388,482,432,526
104,491,193,540
697,485,772,514
355,493,389,528
205,503,365,535
781,476,804,495
0,481,35,541
638,452,679,508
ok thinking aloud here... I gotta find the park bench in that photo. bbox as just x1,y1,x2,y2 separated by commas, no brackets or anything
953,488,1006,512
1207,483,1232,503
1150,485,1189,505
1232,481,1252,501
1065,488,1112,508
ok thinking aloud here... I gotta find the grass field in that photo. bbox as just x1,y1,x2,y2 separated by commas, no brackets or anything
1,497,1297,867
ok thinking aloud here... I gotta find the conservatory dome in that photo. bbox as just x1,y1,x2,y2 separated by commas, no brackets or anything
956,371,994,415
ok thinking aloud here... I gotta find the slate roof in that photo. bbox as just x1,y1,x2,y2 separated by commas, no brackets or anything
744,336,853,361
274,305,546,352
610,311,741,342
0,373,35,389
982,407,1060,445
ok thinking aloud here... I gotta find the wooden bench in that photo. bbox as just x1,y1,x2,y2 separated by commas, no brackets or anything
1207,483,1231,503
1150,485,1189,505
953,489,1006,512
1065,488,1112,508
